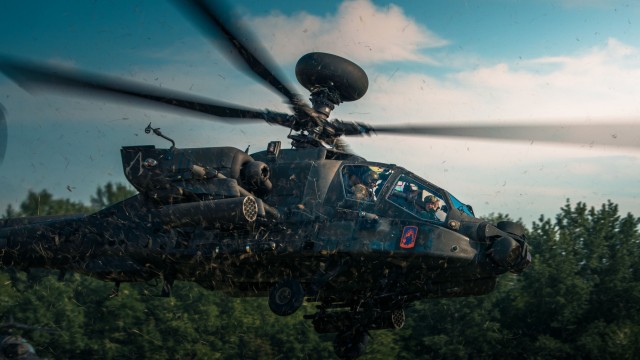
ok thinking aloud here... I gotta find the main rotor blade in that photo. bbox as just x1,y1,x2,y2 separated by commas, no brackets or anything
366,122,640,148
0,103,7,166
172,0,302,105
0,56,290,122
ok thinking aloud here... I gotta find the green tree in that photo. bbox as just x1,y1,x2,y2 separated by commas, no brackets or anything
18,189,90,217
2,182,136,219
2,203,18,219
90,182,136,211
497,201,640,359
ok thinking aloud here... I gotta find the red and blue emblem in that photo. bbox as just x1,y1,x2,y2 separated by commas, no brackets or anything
400,225,418,249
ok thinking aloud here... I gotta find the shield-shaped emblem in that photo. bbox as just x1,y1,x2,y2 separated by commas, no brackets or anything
400,225,418,249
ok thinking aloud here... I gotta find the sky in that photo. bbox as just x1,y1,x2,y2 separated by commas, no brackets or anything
1,0,640,225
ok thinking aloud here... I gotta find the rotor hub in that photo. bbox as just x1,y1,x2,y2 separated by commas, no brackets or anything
309,88,341,119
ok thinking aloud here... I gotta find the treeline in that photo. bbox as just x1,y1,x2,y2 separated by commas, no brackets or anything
1,184,639,359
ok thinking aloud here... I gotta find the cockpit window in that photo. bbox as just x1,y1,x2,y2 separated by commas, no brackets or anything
341,165,393,202
449,192,475,217
387,175,448,222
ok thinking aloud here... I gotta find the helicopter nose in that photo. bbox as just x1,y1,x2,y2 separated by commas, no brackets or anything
509,241,531,273
488,236,531,273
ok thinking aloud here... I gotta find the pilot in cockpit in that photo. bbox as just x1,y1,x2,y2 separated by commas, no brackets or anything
420,195,440,221
361,170,379,200
344,166,379,201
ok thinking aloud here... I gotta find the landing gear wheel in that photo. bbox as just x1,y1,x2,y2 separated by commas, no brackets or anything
268,278,304,316
333,329,369,359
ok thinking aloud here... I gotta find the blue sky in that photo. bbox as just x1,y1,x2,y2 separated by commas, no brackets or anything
1,0,640,224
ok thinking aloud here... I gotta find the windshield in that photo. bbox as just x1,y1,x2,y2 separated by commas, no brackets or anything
386,174,448,222
341,164,394,202
448,192,475,217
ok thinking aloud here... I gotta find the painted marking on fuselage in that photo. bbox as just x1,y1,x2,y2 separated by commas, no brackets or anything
400,225,418,249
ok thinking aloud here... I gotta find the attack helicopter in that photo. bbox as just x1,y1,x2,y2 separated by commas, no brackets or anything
0,0,594,358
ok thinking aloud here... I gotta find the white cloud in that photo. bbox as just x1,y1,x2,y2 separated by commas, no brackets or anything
336,36,640,126
244,0,448,65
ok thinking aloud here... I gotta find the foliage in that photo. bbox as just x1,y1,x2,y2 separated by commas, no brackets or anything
1,187,639,359
89,182,136,211
2,182,136,219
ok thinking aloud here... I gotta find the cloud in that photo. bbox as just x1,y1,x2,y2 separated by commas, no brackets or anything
449,38,640,118
337,36,640,126
243,0,448,65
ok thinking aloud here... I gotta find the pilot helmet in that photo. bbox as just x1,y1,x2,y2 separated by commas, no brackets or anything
362,171,379,188
425,195,439,204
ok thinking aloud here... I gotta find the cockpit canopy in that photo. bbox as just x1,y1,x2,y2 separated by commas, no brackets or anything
386,174,448,222
338,163,474,222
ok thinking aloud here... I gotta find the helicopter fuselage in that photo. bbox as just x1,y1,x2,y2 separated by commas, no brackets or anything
0,143,529,308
